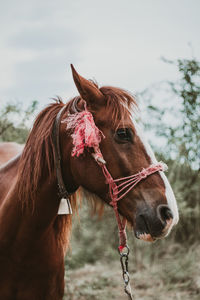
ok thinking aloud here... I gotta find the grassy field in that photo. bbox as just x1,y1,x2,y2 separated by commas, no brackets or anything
64,242,200,300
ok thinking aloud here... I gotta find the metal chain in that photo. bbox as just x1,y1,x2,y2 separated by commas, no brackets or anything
119,245,134,300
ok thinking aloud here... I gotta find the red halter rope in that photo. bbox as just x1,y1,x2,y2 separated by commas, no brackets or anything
100,162,167,252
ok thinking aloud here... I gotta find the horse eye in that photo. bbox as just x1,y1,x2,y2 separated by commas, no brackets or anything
115,128,133,143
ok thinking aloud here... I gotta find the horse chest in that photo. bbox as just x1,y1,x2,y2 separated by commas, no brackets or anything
0,243,65,300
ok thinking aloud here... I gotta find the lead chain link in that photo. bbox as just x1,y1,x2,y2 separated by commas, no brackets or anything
119,246,134,300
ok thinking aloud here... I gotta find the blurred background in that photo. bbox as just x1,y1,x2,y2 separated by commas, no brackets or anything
0,1,199,299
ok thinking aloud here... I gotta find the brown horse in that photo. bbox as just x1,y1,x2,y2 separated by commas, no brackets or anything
0,65,179,299
0,142,23,166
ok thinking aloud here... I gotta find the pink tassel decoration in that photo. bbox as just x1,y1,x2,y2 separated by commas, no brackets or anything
63,109,104,157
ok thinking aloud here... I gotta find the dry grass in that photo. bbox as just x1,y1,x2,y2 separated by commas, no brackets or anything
64,243,200,300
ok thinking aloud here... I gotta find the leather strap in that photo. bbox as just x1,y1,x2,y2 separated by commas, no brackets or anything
52,105,71,199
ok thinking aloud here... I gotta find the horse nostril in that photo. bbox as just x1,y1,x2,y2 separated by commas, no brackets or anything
157,205,173,224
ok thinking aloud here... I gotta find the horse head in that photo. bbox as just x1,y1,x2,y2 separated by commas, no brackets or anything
59,65,179,243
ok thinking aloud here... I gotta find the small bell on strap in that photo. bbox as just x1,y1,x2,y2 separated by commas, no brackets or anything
58,198,72,215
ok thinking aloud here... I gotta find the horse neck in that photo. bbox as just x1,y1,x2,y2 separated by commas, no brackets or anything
18,168,62,232
0,157,62,249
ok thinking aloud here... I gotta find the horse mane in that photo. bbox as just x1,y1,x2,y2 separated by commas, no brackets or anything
16,85,137,251
16,99,75,251
17,99,66,208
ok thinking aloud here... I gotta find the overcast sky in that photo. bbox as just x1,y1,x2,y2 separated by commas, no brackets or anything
0,0,200,109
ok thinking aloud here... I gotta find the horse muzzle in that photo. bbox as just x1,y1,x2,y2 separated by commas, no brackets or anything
134,204,174,242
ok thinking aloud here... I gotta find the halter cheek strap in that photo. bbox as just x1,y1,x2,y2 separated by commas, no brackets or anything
52,105,70,199
52,105,77,215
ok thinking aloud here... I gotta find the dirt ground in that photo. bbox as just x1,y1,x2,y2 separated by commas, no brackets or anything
64,260,200,300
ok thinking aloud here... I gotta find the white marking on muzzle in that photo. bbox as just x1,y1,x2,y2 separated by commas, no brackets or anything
138,232,155,242
132,120,179,232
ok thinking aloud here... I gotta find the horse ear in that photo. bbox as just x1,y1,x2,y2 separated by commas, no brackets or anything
71,64,105,107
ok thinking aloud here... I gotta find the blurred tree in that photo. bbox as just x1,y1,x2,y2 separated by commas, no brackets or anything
164,57,200,169
144,57,200,170
0,100,38,143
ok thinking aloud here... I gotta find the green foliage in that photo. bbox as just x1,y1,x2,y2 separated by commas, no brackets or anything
0,100,38,143
165,58,200,167
144,57,200,169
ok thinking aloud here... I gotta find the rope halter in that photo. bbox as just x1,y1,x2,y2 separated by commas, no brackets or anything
98,161,167,251
64,107,168,252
